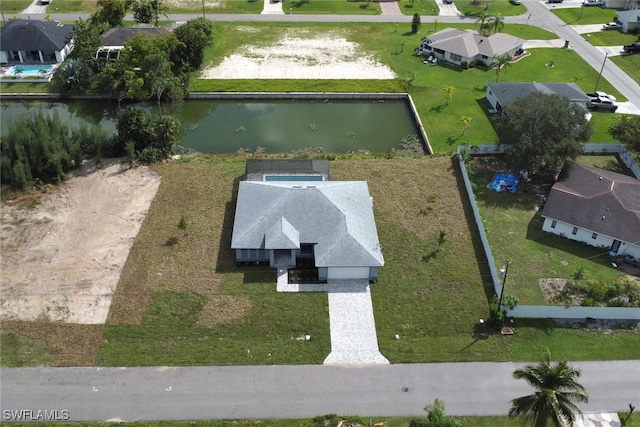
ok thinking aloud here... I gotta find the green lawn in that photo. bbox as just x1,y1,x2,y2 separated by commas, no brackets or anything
0,0,32,14
455,0,525,17
399,0,440,16
552,6,620,25
287,0,384,15
610,53,640,84
583,30,639,46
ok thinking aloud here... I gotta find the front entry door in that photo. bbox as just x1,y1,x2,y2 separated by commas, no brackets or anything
611,240,621,253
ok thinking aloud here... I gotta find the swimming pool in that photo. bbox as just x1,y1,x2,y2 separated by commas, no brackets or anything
7,64,54,76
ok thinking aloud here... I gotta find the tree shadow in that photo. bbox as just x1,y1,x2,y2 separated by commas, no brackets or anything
164,236,179,247
430,102,447,113
447,135,461,145
421,249,440,263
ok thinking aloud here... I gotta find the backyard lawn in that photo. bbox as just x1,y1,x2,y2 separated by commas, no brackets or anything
468,155,634,305
552,6,620,25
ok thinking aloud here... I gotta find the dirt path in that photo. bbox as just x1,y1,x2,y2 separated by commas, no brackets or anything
0,160,161,324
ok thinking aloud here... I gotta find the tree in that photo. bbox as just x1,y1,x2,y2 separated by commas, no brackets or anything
433,19,441,32
609,115,640,158
62,18,108,91
509,350,588,427
173,18,214,71
475,10,491,35
460,116,471,135
411,13,421,33
495,92,592,176
132,0,154,24
442,85,455,104
493,53,511,82
410,399,463,427
93,0,130,27
489,13,505,33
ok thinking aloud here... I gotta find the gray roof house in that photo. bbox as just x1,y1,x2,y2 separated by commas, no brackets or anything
541,163,640,260
616,9,640,33
0,19,74,64
96,25,171,60
485,82,589,113
418,28,525,68
231,159,384,283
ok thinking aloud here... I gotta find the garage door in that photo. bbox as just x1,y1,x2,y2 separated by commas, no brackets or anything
327,267,370,280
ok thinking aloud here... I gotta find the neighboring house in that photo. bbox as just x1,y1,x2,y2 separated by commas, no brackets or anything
616,9,640,33
0,19,74,65
602,0,637,9
418,28,525,68
231,159,384,283
96,25,171,60
541,163,640,260
485,82,589,113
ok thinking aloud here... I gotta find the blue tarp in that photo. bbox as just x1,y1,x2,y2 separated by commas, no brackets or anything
490,173,520,193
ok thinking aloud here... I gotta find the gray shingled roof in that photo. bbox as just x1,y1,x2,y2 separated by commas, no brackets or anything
541,163,640,245
100,27,170,47
231,181,384,267
424,28,524,58
487,82,589,107
0,19,73,52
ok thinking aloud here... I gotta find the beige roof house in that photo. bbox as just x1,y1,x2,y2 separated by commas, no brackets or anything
418,28,525,67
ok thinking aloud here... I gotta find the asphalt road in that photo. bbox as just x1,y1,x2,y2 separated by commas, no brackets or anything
1,361,639,421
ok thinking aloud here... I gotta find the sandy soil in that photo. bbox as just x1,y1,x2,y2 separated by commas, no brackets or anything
201,36,396,80
0,160,161,324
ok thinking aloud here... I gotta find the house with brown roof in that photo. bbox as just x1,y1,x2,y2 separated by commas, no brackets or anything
417,28,525,68
540,163,640,260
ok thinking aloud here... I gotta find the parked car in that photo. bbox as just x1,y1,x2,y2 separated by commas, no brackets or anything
623,41,640,53
586,91,617,102
602,22,622,30
548,0,563,3
443,0,453,4
583,0,602,5
587,97,618,112
510,0,522,4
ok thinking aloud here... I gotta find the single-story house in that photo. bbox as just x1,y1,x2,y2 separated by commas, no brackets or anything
231,159,384,283
616,9,640,33
541,163,640,260
602,0,637,9
485,82,590,113
96,25,171,60
0,19,74,65
418,28,525,68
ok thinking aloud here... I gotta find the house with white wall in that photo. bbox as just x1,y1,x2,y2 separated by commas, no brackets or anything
0,19,74,65
540,163,640,260
418,28,524,68
616,9,640,33
231,160,384,283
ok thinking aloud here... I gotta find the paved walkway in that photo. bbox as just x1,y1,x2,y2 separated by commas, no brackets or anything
324,280,389,364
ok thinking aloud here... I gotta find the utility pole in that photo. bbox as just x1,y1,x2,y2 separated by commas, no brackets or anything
498,260,511,309
594,52,608,92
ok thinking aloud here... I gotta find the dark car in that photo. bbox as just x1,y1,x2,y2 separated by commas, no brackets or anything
548,0,563,3
623,41,640,54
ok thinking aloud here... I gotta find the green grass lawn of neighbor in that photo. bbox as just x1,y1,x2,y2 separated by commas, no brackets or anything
399,0,439,16
455,0,525,17
3,156,639,368
583,30,639,46
468,155,633,306
0,0,32,14
553,6,620,25
611,53,640,84
287,0,384,15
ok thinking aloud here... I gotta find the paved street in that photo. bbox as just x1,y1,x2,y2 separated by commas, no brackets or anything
1,361,639,421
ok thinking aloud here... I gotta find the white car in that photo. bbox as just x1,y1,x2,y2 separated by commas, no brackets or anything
602,22,622,30
583,0,602,5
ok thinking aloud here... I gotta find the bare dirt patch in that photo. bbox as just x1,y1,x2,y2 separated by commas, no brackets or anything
1,160,161,325
202,35,396,80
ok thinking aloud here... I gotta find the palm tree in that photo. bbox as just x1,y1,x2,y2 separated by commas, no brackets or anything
493,53,511,82
509,350,589,427
475,10,490,35
489,13,505,34
443,85,455,104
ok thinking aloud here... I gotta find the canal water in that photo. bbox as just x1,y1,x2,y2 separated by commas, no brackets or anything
1,98,421,154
